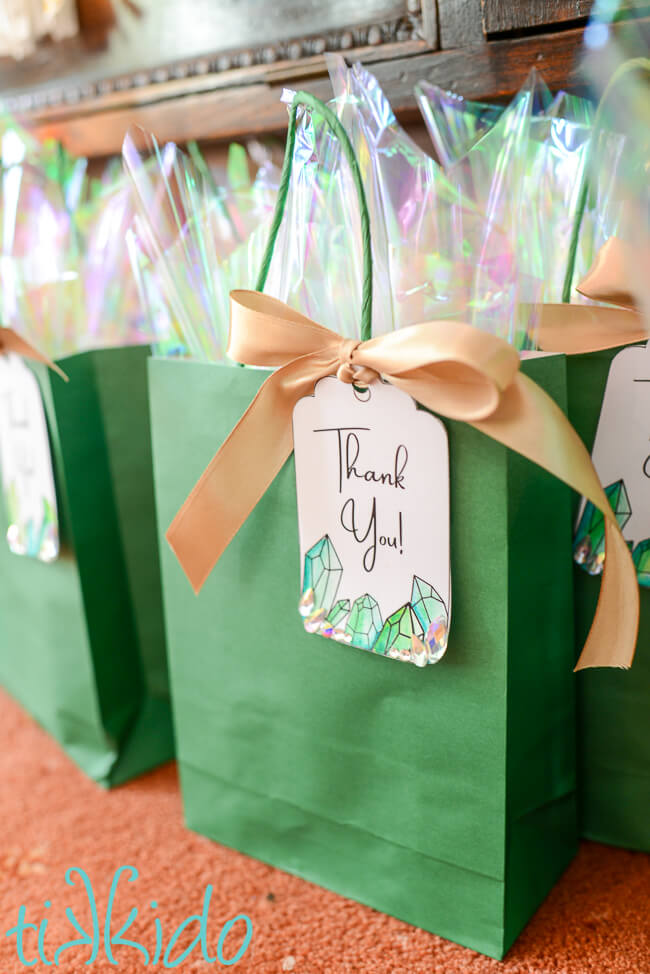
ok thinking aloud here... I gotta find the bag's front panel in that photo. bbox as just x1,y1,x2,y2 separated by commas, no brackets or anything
568,349,650,851
151,355,577,956
150,358,520,952
506,356,576,821
504,356,577,949
178,757,507,957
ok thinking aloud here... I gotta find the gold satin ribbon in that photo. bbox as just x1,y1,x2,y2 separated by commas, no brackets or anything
536,237,648,353
0,327,67,381
167,288,639,671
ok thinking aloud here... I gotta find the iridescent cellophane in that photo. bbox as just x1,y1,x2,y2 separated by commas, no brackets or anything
0,122,172,358
124,32,645,359
123,130,279,360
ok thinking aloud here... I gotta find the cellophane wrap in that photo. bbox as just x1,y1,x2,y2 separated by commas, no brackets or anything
0,123,170,358
416,64,628,309
124,43,643,358
123,131,279,360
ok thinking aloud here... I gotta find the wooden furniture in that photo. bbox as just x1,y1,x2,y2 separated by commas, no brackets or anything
0,0,644,156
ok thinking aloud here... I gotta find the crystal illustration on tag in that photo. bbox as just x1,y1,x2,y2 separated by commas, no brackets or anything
293,377,451,667
574,479,631,575
5,489,58,561
574,478,650,588
327,599,350,627
632,540,650,588
298,534,449,665
0,354,59,562
346,594,382,649
573,343,650,587
303,535,343,611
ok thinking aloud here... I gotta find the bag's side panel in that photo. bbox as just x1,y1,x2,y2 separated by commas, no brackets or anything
504,355,578,953
0,362,116,783
51,351,143,782
92,346,168,698
90,346,174,784
150,357,514,958
568,348,650,851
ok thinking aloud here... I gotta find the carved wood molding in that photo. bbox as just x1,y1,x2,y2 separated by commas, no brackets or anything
9,8,646,158
0,1,436,115
22,19,603,158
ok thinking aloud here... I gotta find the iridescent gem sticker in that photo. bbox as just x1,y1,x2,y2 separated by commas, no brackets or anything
293,376,450,666
0,353,59,562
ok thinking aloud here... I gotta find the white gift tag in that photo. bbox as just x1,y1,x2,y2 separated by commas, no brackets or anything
574,344,650,585
0,353,59,562
292,376,451,666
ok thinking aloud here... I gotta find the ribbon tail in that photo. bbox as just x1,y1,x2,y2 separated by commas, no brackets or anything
0,327,68,381
167,354,334,593
574,519,638,671
534,303,646,354
576,235,642,311
471,373,639,670
166,373,293,594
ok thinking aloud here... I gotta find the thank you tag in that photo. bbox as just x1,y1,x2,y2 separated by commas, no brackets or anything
0,353,59,562
292,376,451,666
574,344,650,585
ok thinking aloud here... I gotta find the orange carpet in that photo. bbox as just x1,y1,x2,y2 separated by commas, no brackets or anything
1,688,649,973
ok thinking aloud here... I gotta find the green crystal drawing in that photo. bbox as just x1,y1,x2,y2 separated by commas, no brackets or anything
411,576,449,662
370,588,449,665
5,484,58,562
327,599,350,627
632,540,650,588
302,535,343,611
299,534,448,666
373,604,424,659
411,575,446,629
345,594,383,650
574,479,631,575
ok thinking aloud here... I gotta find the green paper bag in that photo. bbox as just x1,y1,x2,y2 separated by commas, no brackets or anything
567,347,650,851
149,351,577,960
0,345,173,786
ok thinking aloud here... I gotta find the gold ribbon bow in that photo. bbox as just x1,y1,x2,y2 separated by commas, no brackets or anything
167,288,639,671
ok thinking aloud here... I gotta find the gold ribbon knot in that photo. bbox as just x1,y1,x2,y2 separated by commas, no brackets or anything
336,338,378,385
167,286,639,672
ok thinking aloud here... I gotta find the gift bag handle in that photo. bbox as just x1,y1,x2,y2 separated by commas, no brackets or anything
254,90,374,342
562,57,650,304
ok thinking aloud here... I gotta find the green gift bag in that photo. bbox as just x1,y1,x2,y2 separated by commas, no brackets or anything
567,346,650,851
556,56,650,850
150,94,578,960
150,355,576,960
0,344,173,786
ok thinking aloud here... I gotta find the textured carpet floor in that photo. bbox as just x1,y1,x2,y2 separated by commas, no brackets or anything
1,690,649,973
